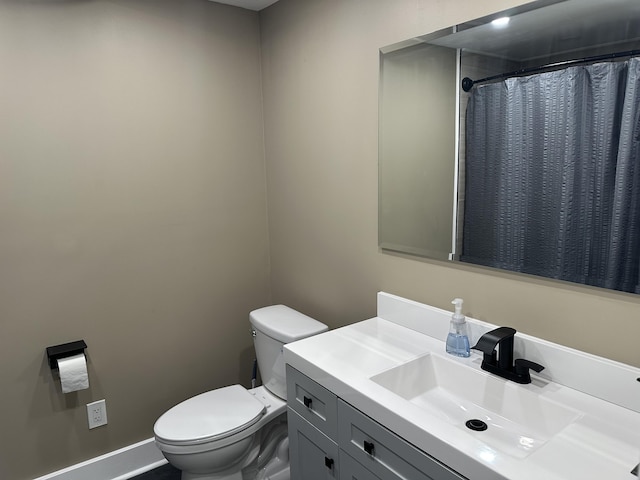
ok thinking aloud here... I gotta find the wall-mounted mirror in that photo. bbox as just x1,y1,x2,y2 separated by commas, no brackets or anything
379,0,640,293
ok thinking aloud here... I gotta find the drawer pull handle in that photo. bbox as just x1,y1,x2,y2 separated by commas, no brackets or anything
325,456,334,469
303,396,313,408
364,440,375,456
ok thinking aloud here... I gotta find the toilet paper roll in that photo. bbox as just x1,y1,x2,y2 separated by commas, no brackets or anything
58,353,89,393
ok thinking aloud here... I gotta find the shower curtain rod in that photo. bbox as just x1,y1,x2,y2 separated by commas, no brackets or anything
461,48,640,92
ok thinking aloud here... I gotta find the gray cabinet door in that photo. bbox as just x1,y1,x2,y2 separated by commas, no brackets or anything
288,407,339,480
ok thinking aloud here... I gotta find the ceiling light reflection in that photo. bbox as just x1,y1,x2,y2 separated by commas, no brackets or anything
491,17,510,28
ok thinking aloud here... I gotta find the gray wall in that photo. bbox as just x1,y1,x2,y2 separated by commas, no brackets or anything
261,0,640,367
3,0,640,478
0,1,270,478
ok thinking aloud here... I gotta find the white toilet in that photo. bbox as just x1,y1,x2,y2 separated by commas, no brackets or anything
154,305,328,480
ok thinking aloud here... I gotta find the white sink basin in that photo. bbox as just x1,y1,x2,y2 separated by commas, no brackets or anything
370,354,582,458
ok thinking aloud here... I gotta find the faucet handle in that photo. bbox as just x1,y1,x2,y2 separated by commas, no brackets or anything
514,359,544,384
515,359,544,373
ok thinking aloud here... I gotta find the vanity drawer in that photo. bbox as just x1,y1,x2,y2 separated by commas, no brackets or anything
339,451,382,480
286,365,338,440
338,400,466,480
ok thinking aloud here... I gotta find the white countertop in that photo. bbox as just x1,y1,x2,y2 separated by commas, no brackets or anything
284,314,640,480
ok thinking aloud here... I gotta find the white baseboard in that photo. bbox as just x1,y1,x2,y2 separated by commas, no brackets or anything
34,438,168,480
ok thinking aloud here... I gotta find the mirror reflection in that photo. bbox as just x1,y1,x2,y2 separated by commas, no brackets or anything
379,0,640,293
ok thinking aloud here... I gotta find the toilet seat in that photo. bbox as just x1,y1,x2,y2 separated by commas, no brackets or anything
154,385,266,447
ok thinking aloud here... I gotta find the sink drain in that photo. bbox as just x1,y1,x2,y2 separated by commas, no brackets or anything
465,419,488,431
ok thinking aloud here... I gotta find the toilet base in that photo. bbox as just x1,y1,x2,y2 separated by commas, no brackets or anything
179,437,290,480
184,424,290,480
255,435,289,480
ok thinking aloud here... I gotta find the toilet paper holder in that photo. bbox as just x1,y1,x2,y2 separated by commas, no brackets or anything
46,340,87,370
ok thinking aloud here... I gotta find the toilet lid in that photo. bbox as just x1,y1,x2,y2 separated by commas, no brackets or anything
154,385,266,445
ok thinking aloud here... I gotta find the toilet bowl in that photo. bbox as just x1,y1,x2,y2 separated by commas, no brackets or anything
154,305,328,480
155,385,286,480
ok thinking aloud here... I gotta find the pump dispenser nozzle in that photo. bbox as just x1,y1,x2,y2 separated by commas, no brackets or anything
451,298,464,322
446,297,470,357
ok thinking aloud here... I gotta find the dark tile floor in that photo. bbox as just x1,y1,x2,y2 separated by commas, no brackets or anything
130,463,181,480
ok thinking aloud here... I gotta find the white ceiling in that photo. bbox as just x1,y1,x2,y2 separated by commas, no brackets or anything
429,0,640,63
210,0,279,11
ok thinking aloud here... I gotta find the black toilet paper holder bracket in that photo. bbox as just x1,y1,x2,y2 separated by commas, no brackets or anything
46,340,88,370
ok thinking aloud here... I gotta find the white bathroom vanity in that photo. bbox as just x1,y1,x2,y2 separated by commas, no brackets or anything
284,293,640,480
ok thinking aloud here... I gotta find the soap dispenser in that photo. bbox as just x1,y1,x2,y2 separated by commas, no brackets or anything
446,298,470,357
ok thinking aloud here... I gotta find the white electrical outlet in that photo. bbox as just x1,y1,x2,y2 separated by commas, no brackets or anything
87,399,108,429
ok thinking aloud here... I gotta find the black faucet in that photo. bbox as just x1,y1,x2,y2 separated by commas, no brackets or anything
471,327,544,384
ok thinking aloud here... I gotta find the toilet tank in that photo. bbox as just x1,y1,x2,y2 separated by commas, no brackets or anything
250,305,328,399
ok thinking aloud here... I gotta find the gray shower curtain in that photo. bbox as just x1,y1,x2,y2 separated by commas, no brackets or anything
462,57,640,293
